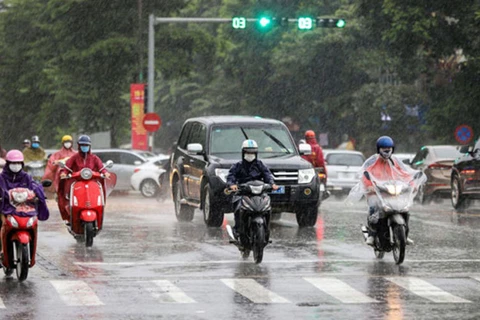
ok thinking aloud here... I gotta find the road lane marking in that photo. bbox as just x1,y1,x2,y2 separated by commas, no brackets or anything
50,280,104,306
0,296,5,309
75,258,480,266
386,277,471,303
149,280,196,303
304,277,379,303
221,279,290,303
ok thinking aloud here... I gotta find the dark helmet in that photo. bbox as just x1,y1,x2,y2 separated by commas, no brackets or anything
31,135,40,143
77,135,92,146
376,136,395,153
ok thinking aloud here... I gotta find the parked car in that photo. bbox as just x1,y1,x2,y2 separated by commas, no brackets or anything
323,149,365,198
94,149,148,191
410,145,463,204
451,140,480,210
170,116,320,227
131,154,170,197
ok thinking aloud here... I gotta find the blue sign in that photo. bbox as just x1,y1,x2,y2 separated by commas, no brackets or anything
455,125,473,144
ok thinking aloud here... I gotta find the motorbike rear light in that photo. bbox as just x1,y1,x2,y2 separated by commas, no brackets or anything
428,163,451,170
461,169,475,175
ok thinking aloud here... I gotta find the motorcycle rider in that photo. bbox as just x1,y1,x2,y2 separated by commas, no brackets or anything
42,135,77,192
0,150,49,258
226,139,278,238
23,135,46,163
362,136,415,246
22,139,31,151
59,135,110,179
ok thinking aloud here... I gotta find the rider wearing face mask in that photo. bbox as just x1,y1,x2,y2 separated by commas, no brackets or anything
361,136,414,246
59,135,111,180
0,150,50,257
22,135,46,163
226,139,279,236
42,135,77,192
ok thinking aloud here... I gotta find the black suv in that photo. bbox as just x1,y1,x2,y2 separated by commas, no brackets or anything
170,116,320,227
451,139,480,210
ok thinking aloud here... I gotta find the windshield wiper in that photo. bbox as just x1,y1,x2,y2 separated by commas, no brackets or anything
261,130,291,154
240,127,249,140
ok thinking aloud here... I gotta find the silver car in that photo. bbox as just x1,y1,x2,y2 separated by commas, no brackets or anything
93,149,148,191
323,149,366,198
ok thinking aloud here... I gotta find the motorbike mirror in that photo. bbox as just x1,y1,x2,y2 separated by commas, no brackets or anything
105,160,114,168
57,161,66,168
41,180,52,188
363,171,371,180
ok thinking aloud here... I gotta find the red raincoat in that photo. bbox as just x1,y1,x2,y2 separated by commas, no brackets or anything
301,137,326,169
42,147,77,192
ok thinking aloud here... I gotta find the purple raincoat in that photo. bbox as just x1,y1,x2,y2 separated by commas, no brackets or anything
0,165,49,220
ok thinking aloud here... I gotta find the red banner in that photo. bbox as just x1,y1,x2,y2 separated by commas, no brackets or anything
130,84,148,150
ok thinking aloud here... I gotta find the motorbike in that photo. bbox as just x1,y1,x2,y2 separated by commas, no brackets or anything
57,161,116,247
1,180,52,281
24,160,46,182
225,180,273,264
361,171,423,264
316,167,329,201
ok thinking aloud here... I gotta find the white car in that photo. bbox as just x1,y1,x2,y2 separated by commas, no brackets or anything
323,149,366,198
130,154,169,197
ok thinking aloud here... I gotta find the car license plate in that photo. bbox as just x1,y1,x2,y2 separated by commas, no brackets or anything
271,186,285,194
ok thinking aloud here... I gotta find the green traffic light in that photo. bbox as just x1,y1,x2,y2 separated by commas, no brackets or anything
336,19,346,28
259,16,272,28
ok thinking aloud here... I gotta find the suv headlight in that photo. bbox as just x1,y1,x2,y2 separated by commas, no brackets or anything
298,168,315,184
215,168,230,183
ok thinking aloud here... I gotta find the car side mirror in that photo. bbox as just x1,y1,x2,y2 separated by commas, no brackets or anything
187,143,203,155
41,180,52,188
134,160,142,166
298,143,312,155
105,160,114,168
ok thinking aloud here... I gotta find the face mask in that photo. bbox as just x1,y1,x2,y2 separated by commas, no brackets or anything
64,142,72,149
379,148,393,159
32,142,39,149
244,153,256,162
9,163,22,173
80,146,90,153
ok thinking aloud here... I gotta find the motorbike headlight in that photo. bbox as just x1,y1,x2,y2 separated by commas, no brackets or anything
80,168,93,180
215,168,230,183
386,185,402,196
26,216,37,228
250,185,263,195
7,215,19,228
298,169,315,184
12,191,28,203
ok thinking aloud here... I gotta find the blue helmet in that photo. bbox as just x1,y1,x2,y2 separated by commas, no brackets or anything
376,136,395,153
77,135,91,146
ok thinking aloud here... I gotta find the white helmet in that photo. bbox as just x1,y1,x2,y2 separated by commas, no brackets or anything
241,139,258,153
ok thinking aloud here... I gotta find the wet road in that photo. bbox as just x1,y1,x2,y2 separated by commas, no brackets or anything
2,193,480,319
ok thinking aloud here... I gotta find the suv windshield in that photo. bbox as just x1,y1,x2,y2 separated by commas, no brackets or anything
210,124,296,159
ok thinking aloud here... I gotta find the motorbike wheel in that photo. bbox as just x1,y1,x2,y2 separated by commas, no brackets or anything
242,249,251,259
173,181,194,221
140,179,159,198
253,225,266,264
374,249,385,259
203,184,224,227
16,243,29,281
392,225,406,265
295,205,318,227
417,185,431,205
85,222,94,247
4,267,13,276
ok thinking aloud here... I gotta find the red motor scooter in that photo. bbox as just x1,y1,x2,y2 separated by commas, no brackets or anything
1,181,51,281
57,161,116,247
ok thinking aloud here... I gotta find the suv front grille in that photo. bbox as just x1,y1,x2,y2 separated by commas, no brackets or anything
271,169,298,185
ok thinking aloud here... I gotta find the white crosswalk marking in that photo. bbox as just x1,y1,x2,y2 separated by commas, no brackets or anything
386,277,471,303
0,296,5,309
50,280,104,306
221,279,290,303
304,277,379,303
149,280,196,303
